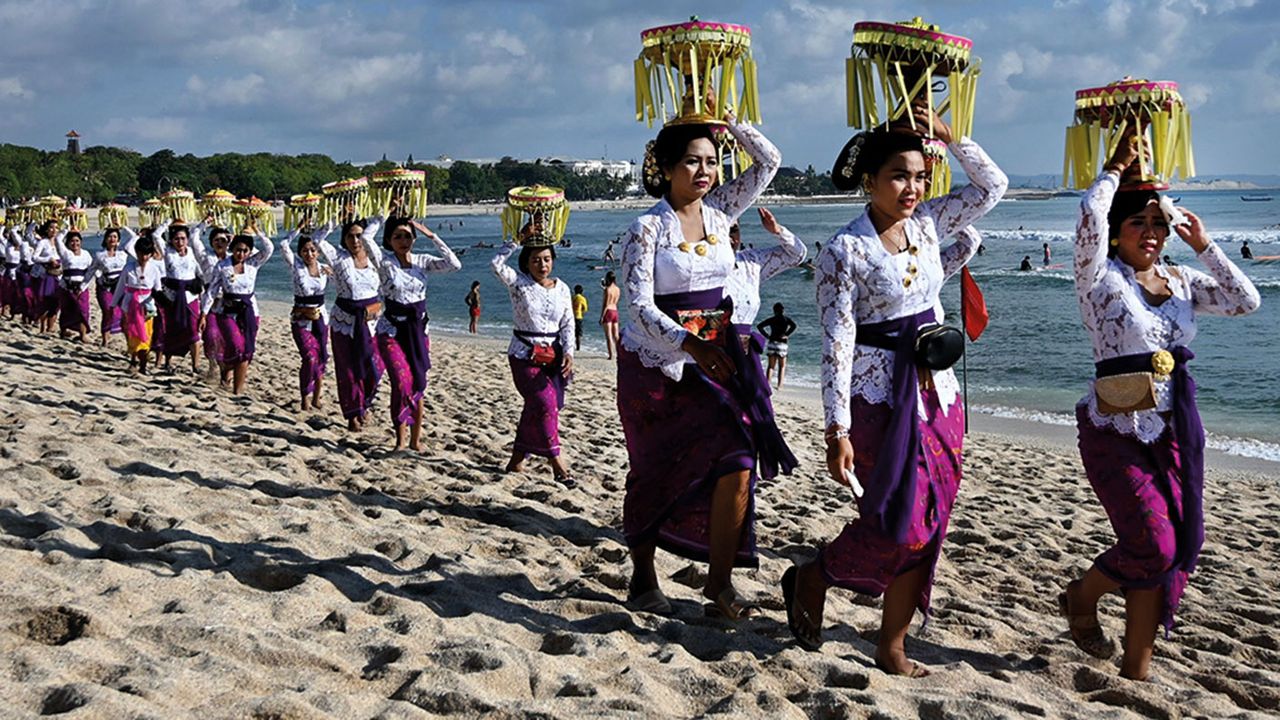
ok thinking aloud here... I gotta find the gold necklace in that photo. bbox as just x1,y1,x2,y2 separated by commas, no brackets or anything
678,233,720,256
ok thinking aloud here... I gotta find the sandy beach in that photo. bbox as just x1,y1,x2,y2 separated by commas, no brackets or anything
1,305,1278,719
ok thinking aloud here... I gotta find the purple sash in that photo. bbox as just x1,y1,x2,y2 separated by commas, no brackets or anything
385,298,431,394
220,292,259,356
1095,347,1204,573
853,309,936,543
336,296,381,382
654,288,796,480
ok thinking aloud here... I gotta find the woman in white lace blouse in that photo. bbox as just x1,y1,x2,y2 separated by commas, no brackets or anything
616,109,783,621
784,109,1007,676
314,213,386,430
200,227,273,395
1059,131,1260,681
280,228,332,411
492,231,575,481
371,214,461,452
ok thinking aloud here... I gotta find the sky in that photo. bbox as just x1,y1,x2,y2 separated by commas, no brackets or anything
1,0,1276,176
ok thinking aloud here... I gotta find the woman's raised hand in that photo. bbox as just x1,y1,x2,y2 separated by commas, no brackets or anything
758,207,781,235
1173,209,1210,253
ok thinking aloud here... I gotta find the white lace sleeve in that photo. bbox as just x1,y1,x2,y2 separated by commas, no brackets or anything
411,231,461,273
120,227,138,259
923,138,1008,238
1186,243,1261,316
1075,172,1118,294
557,283,574,357
738,225,807,282
247,231,274,268
621,218,687,353
703,119,781,222
817,237,858,429
278,233,297,266
940,226,982,280
200,264,225,315
490,241,519,287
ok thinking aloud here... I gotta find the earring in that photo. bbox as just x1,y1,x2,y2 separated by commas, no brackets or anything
1109,238,1119,247
861,177,873,195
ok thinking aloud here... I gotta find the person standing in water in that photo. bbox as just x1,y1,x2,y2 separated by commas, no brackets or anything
756,303,797,389
599,270,620,360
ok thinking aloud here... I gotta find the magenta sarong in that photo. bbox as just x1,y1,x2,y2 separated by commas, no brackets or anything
158,296,200,356
818,389,964,616
213,312,259,364
617,347,758,568
290,318,329,400
509,354,566,458
34,274,59,317
332,328,385,420
376,332,428,426
1076,404,1190,631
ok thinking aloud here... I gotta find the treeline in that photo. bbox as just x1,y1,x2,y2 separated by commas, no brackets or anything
0,144,633,206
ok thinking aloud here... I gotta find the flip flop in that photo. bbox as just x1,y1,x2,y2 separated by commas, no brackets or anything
782,566,823,651
704,587,756,621
1058,582,1117,660
625,588,672,615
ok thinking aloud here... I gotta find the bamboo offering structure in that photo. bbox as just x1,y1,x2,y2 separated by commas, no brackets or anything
98,203,130,230
284,193,321,230
16,200,40,225
159,189,197,222
200,189,237,228
232,196,276,236
62,206,89,232
635,17,761,128
139,198,165,227
40,195,67,224
320,177,371,226
846,17,980,198
370,168,429,218
1063,78,1194,190
501,185,570,248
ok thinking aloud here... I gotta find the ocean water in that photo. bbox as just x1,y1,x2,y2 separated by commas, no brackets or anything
249,190,1280,461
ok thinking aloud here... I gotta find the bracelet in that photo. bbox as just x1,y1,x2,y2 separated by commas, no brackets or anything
824,427,849,442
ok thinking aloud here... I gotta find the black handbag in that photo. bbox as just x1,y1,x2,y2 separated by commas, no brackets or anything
915,324,964,371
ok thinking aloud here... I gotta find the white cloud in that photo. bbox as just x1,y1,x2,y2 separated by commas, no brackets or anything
0,76,33,100
99,116,188,145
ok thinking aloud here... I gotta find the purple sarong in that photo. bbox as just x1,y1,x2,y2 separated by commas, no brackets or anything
35,273,59,317
376,331,428,426
158,280,200,356
213,293,259,364
1076,403,1192,631
97,279,122,334
332,319,385,420
57,285,91,332
509,347,566,458
291,317,329,400
617,287,759,568
819,389,964,616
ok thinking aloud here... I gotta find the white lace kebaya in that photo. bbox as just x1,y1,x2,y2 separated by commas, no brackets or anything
491,241,575,360
279,230,331,326
313,217,385,337
818,138,1008,430
726,224,807,325
369,226,461,338
1075,172,1261,442
620,118,781,380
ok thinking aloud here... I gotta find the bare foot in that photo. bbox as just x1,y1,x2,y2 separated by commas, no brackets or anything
874,648,929,677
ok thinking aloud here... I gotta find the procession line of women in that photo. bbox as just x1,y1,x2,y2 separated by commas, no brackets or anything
0,101,1264,688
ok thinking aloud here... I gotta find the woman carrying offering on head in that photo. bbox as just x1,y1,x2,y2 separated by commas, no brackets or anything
280,226,332,411
1059,127,1260,680
314,207,385,430
492,204,575,483
371,206,461,452
617,102,784,621
155,219,205,373
53,229,95,343
200,224,272,395
784,106,1007,676
88,225,136,347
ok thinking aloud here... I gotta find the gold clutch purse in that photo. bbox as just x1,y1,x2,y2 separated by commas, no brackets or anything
675,308,728,345
1095,372,1156,414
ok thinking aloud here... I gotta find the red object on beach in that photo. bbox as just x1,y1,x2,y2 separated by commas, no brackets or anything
961,266,988,341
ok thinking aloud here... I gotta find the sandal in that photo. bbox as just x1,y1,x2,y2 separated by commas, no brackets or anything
704,587,756,621
1058,581,1117,660
625,588,672,615
553,473,577,489
782,566,823,650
